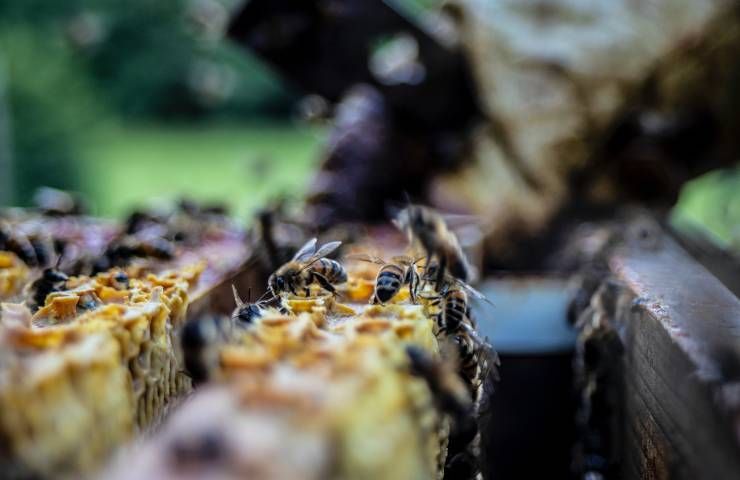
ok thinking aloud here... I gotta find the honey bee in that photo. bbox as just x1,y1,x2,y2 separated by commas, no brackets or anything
231,285,269,326
349,254,422,304
96,235,176,272
405,345,472,419
425,281,500,390
393,205,473,289
26,268,69,312
268,238,346,297
406,344,485,480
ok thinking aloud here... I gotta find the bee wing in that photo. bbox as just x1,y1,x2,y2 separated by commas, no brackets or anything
292,238,318,261
311,240,342,260
299,240,342,271
439,212,479,228
460,281,495,307
346,253,386,265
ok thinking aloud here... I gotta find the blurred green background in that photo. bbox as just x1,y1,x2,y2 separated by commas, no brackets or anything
0,0,326,220
0,0,737,248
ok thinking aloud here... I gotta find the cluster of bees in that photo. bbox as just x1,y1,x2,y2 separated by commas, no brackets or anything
183,203,500,478
0,197,233,315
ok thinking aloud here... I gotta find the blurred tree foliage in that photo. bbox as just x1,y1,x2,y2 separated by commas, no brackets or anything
0,0,296,204
0,26,96,203
65,0,296,119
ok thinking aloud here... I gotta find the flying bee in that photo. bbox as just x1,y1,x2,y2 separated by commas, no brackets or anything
393,204,473,290
268,238,345,297
26,268,69,312
348,253,423,304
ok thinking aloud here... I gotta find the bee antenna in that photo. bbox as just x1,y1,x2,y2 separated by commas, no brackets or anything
254,289,274,304
402,191,412,206
247,287,252,303
231,284,244,307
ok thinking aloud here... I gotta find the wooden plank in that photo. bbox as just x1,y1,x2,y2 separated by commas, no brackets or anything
609,234,740,480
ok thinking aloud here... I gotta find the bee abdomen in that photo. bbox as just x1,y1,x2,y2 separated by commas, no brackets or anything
374,265,404,303
313,258,347,283
453,334,479,387
443,295,467,332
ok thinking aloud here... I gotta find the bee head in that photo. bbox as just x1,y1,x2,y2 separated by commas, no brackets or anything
235,304,262,325
268,273,287,295
113,270,129,287
43,268,68,283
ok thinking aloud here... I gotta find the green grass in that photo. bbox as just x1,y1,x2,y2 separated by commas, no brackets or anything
76,122,738,251
77,122,326,219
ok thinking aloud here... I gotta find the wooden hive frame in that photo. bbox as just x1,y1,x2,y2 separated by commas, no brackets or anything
572,218,740,479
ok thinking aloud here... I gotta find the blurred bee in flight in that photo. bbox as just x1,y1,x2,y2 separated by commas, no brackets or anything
268,238,346,297
348,253,423,304
393,204,473,291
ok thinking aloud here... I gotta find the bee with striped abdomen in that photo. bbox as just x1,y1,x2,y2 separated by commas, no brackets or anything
268,238,346,297
424,280,500,392
349,254,422,304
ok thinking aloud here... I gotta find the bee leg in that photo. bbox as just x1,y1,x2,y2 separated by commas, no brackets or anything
421,254,433,291
409,270,419,304
312,272,336,295
435,256,447,292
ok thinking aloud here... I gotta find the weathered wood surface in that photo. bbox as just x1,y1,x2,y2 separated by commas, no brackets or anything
579,231,740,479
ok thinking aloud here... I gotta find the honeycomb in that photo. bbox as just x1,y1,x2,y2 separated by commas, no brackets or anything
0,264,202,478
0,252,30,301
104,267,457,480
